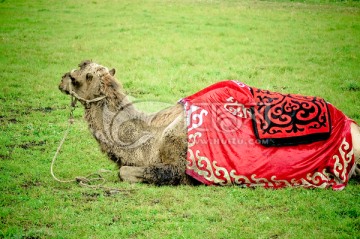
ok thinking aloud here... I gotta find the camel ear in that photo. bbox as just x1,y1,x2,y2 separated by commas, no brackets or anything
109,68,116,76
86,73,93,81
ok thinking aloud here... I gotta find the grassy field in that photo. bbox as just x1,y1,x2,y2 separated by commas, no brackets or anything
1,0,360,238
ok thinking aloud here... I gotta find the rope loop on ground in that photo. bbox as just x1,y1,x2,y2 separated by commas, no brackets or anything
50,96,135,194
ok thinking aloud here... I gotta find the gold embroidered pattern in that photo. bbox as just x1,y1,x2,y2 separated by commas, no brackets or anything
333,137,354,185
187,135,353,189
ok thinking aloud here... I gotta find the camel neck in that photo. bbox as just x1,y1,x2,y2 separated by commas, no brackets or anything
84,92,140,135
83,92,151,166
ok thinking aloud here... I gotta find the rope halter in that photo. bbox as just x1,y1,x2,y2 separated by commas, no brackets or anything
67,77,107,108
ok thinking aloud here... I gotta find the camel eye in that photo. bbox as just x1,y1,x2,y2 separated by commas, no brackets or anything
70,76,79,86
86,73,93,81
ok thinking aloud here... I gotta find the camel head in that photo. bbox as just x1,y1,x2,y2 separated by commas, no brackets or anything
58,60,118,105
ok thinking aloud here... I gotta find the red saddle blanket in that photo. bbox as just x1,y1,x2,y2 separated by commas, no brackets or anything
251,88,331,146
180,81,356,190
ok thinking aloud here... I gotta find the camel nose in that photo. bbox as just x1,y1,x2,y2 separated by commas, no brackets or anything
58,84,63,91
58,82,70,94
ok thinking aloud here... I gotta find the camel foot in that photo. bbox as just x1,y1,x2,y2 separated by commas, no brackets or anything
119,166,145,183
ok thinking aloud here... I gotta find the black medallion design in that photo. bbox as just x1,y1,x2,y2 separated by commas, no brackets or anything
251,88,331,146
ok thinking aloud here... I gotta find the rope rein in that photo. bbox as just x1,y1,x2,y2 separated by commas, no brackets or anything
50,93,132,194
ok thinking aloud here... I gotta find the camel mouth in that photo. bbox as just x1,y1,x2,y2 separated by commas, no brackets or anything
59,72,74,95
58,85,70,95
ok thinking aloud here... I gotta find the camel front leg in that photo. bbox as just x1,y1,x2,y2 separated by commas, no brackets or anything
119,166,146,184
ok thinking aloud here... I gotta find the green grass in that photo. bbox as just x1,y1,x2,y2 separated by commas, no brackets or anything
1,0,360,238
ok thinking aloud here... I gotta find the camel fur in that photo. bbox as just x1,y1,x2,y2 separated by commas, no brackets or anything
58,60,360,186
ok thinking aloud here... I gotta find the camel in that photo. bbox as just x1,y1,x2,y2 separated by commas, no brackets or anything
58,60,360,188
